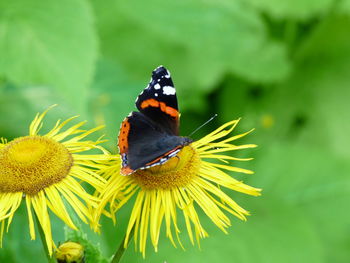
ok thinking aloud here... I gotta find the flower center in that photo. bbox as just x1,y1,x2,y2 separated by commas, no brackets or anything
131,145,200,190
0,136,73,195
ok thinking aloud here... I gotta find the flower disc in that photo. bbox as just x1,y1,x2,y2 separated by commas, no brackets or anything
0,136,73,194
131,145,200,190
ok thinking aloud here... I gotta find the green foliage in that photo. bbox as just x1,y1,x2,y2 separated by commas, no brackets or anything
0,0,349,262
64,226,109,263
243,0,334,20
0,0,98,111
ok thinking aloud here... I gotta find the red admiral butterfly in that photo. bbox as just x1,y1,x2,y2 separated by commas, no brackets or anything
118,66,192,175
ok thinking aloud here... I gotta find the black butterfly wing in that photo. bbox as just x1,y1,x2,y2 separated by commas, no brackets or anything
135,66,180,135
118,112,191,175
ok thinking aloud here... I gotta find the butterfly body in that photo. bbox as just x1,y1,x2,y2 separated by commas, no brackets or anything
118,66,192,175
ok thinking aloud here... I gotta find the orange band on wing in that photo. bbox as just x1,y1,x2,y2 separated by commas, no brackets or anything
140,99,179,118
121,166,134,175
118,119,130,154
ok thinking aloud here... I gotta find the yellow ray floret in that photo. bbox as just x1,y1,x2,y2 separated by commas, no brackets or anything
0,106,110,255
95,119,261,257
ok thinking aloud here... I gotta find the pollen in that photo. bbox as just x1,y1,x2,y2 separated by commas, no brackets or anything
0,136,73,195
131,145,200,190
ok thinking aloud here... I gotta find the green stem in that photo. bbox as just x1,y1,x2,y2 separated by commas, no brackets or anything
111,229,134,263
34,214,56,263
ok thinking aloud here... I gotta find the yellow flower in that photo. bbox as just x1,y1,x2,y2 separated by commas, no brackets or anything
56,241,85,263
0,106,108,255
95,119,261,257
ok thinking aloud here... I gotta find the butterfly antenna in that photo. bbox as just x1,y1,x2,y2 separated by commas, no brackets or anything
188,114,218,137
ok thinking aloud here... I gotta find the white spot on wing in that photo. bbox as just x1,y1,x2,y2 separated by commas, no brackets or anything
155,93,158,97
168,149,180,157
154,83,161,90
163,86,176,95
165,70,171,78
138,148,181,171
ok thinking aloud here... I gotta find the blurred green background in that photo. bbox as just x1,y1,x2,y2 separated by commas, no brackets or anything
1,0,350,262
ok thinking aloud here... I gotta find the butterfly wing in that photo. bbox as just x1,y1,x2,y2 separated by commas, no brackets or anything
118,111,190,175
135,66,180,135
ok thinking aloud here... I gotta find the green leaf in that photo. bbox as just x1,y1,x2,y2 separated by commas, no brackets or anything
338,0,350,14
91,0,290,107
251,142,350,262
64,226,109,263
286,15,350,158
217,15,350,159
120,198,323,263
0,82,94,140
89,59,146,151
119,0,291,82
1,205,46,263
243,0,334,20
0,0,98,110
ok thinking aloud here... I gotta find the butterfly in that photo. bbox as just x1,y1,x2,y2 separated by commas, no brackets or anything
118,66,192,175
